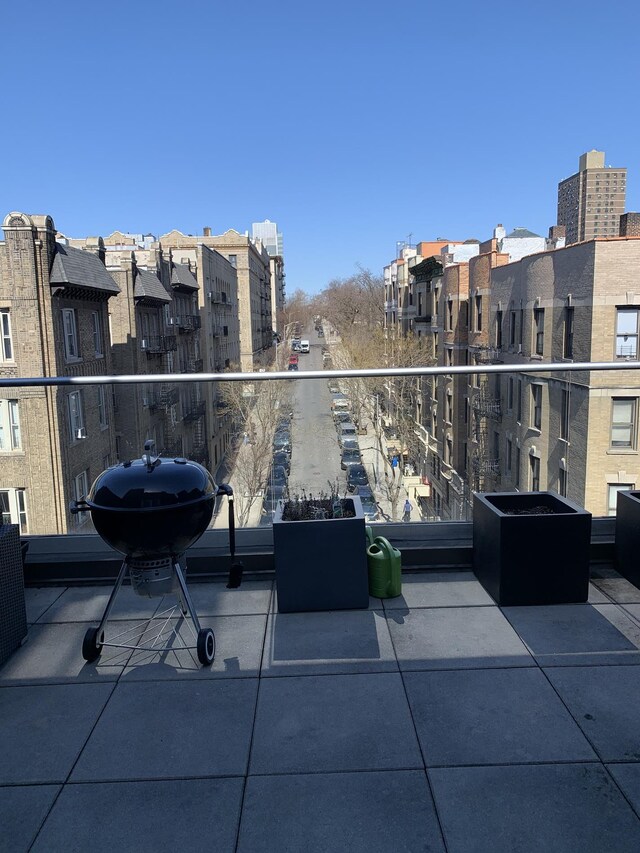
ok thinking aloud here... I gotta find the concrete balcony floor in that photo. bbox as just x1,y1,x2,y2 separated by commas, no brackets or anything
4,570,640,851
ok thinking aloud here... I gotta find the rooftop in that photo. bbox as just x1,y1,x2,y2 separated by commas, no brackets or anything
4,565,640,851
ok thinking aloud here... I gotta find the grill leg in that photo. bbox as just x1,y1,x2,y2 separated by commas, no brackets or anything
173,559,202,633
95,559,129,641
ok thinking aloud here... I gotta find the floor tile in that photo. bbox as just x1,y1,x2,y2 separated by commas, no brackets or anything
544,665,640,761
404,668,596,766
0,683,113,784
0,785,60,853
261,609,397,676
249,673,422,774
502,604,640,666
271,590,382,613
429,763,640,853
237,770,445,853
122,615,267,679
592,577,640,604
383,572,494,609
24,587,66,623
71,678,257,781
387,606,533,670
607,763,640,816
588,583,611,604
170,579,273,616
35,585,164,623
32,778,243,853
0,621,138,685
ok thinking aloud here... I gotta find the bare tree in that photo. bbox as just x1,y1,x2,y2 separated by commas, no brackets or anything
338,327,435,520
316,267,384,337
220,370,293,526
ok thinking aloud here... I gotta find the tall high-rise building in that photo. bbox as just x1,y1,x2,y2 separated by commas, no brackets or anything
557,150,627,244
251,219,283,257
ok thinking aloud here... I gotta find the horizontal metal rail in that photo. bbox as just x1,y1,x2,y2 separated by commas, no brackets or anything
1,361,640,388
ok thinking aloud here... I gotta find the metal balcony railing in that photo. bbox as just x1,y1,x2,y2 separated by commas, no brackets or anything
182,400,206,422
169,315,201,332
181,358,204,373
141,335,177,354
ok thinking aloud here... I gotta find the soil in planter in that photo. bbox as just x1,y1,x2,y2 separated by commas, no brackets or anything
504,505,555,515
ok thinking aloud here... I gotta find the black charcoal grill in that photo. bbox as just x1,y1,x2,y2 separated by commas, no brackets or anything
72,440,243,666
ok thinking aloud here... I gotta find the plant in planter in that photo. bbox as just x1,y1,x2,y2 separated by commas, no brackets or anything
472,491,591,606
273,484,369,613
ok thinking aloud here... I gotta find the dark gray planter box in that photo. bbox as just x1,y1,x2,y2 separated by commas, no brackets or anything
273,496,369,612
0,524,28,666
615,490,640,589
472,491,591,606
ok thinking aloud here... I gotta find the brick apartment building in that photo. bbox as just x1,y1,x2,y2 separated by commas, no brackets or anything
0,212,119,534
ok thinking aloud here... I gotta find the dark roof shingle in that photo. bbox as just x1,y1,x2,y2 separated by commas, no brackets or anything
134,269,171,303
50,243,120,294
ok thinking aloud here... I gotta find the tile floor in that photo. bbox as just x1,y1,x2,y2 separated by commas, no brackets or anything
3,571,640,851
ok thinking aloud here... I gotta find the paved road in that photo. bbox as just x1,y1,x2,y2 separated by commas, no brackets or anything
289,330,346,498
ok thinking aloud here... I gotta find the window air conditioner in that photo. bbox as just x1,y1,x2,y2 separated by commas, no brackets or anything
141,339,148,349
516,344,522,354
76,428,87,439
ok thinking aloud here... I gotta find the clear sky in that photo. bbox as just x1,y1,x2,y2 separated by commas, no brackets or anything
1,0,638,295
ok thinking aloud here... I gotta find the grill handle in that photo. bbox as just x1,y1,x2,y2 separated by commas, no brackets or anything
70,499,90,515
217,484,244,589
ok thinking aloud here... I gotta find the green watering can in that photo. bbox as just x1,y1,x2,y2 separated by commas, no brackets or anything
365,527,402,598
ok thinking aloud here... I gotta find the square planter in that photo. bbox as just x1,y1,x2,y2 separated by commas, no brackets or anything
472,491,591,606
273,496,369,613
0,524,28,666
615,489,640,589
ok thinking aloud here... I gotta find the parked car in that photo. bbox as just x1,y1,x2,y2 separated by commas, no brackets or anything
328,382,340,394
273,430,291,452
333,410,352,425
347,464,369,492
352,485,379,521
341,447,362,469
288,354,299,366
299,340,310,353
273,450,291,474
261,484,286,525
341,437,360,452
338,422,358,445
291,339,301,352
317,329,324,338
287,362,298,371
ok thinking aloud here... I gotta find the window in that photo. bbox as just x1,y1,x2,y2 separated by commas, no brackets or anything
560,389,569,440
1,488,28,532
534,308,545,356
446,300,453,331
509,311,516,347
223,325,228,337
62,308,80,360
611,398,637,448
506,438,512,474
1,309,13,361
531,384,542,430
475,295,482,332
608,484,635,516
519,308,524,346
74,470,89,526
530,455,540,491
508,378,514,412
91,311,104,357
517,379,523,422
563,307,574,358
97,385,108,429
0,400,21,451
495,310,503,349
445,393,453,423
616,308,639,357
559,467,567,498
68,391,85,440
228,255,237,268
515,447,521,488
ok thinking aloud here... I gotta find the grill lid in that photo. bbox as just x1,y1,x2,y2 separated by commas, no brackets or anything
88,441,216,511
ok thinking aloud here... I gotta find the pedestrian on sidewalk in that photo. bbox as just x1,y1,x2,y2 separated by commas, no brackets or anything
402,498,412,523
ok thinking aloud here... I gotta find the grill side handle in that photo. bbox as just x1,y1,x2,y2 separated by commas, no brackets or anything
217,484,244,589
70,499,90,515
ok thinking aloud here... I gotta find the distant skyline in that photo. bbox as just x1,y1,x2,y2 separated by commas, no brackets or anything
1,0,638,295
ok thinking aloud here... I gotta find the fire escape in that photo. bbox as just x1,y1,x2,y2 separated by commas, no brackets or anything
470,347,502,492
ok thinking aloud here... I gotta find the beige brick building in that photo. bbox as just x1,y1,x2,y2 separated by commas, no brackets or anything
0,213,119,534
160,228,272,372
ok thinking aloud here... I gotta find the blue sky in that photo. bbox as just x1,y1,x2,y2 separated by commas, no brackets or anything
1,0,638,294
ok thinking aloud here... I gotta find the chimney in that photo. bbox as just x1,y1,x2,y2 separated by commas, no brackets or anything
203,227,211,237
